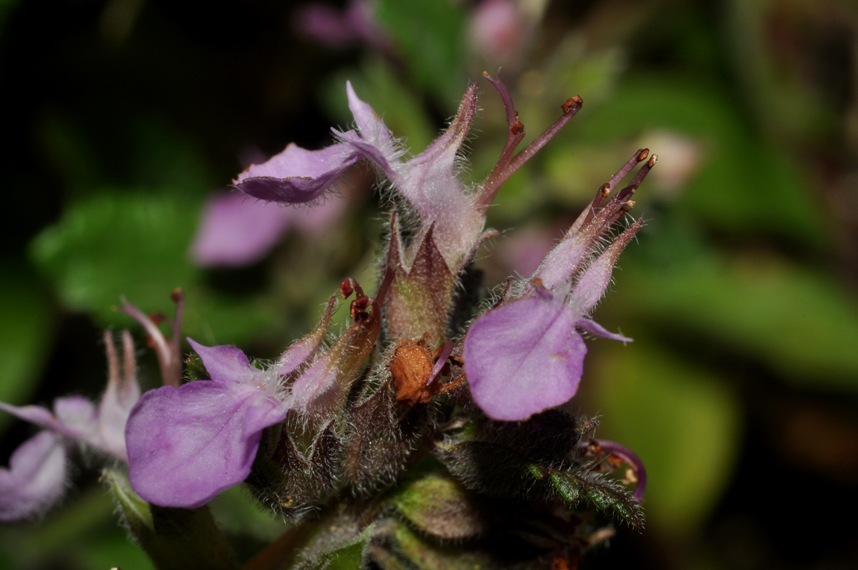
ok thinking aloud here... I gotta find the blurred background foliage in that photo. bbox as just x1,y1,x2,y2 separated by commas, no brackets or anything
1,0,857,568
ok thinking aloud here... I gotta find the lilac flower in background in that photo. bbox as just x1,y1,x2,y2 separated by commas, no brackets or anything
0,331,141,520
190,191,346,267
190,193,292,267
0,432,66,522
464,150,656,421
295,0,390,52
470,0,527,64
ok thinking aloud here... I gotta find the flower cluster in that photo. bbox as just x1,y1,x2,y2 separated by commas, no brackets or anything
1,74,654,568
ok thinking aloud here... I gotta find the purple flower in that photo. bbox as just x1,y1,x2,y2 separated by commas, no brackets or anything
295,0,390,53
124,283,382,508
464,150,657,421
234,76,584,343
190,191,347,268
125,340,290,508
0,331,141,520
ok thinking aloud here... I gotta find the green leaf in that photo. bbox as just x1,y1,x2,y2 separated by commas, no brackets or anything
29,191,200,324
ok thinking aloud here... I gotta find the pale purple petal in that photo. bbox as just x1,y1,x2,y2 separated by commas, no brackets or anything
98,331,141,460
54,397,99,440
344,82,399,165
394,84,483,268
233,142,358,204
0,432,67,522
0,403,58,431
464,296,586,421
288,352,338,411
188,339,258,385
531,231,593,291
575,318,632,343
569,219,642,313
190,193,293,267
126,381,287,508
0,399,97,444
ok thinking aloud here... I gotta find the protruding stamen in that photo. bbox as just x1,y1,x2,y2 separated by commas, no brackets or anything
426,339,454,388
478,90,584,211
117,295,183,388
561,95,583,115
605,148,648,195
104,331,119,389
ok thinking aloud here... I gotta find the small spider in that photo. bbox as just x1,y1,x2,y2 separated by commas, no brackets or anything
389,337,466,407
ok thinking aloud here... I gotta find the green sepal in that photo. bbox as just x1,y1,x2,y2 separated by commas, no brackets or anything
101,468,238,570
384,215,456,344
391,472,489,541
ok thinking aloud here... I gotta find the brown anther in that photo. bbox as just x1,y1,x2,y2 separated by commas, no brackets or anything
636,148,650,162
561,95,583,114
170,288,184,303
647,154,658,168
350,295,370,322
511,117,524,135
339,278,354,299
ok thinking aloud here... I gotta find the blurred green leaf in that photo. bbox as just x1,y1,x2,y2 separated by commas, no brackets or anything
619,245,858,390
375,0,467,104
30,190,200,324
590,343,741,534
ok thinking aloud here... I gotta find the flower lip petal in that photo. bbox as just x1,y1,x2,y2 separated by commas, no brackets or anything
125,380,287,508
187,338,257,385
234,143,359,204
464,295,586,421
